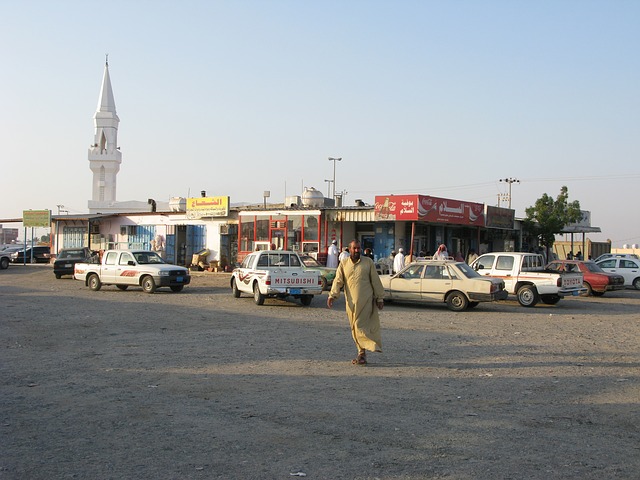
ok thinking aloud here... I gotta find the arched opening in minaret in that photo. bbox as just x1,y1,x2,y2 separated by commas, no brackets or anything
100,131,107,152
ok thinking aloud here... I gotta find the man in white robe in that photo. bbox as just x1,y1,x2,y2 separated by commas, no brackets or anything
393,248,405,274
326,240,339,268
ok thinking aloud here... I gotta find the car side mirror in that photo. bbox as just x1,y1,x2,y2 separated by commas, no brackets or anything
475,264,483,270
128,260,136,266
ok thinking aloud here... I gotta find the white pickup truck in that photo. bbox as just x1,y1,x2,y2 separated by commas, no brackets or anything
470,252,585,307
74,250,191,293
231,250,323,306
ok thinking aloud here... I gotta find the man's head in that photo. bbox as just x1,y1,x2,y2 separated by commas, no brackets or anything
348,240,361,261
332,239,337,245
398,248,404,253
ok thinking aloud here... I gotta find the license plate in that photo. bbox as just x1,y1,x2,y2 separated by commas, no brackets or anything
176,276,183,282
64,263,72,268
289,288,301,294
572,291,580,296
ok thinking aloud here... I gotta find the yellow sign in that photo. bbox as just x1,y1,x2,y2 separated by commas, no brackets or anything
186,196,230,218
23,210,51,228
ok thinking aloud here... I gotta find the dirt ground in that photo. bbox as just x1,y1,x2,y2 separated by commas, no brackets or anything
2,265,639,480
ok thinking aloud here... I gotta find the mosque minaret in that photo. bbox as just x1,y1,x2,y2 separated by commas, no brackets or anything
88,57,122,213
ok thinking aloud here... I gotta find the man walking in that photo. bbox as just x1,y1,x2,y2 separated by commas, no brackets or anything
327,240,385,365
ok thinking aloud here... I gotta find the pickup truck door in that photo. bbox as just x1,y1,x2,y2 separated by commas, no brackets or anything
477,255,517,292
101,251,119,283
116,252,139,285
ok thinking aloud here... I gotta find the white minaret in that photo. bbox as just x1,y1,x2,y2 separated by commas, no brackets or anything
88,57,122,212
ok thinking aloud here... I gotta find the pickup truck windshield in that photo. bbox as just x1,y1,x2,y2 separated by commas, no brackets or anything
134,252,165,264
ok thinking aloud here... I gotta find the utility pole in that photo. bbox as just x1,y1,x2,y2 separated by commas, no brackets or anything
499,177,520,209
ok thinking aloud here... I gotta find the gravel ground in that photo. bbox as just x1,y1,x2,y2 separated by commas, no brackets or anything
2,265,639,480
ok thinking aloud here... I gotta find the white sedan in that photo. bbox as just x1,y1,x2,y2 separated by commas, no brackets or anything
596,257,640,289
379,260,508,311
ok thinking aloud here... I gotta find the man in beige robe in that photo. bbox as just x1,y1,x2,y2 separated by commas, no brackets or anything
327,240,385,365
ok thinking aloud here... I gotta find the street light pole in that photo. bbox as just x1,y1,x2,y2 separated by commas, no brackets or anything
499,177,520,209
328,157,342,200
324,179,333,198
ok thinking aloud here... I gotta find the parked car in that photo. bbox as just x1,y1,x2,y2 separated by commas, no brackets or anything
593,253,639,263
1,246,25,269
230,250,322,305
596,257,640,289
546,259,625,296
299,253,336,290
10,246,51,263
0,251,11,270
53,247,98,279
74,250,191,293
379,259,508,311
470,252,585,306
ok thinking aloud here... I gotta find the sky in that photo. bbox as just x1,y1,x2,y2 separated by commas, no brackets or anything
1,0,639,247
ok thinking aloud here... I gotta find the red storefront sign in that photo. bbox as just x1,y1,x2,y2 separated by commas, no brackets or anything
375,195,484,226
375,195,419,220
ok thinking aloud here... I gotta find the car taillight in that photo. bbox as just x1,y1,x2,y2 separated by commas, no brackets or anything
265,275,271,285
557,277,562,287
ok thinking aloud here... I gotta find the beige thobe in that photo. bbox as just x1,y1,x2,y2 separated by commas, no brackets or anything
329,256,385,353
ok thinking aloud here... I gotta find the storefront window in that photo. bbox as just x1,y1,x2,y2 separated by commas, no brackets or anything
288,216,302,251
241,219,254,252
256,216,269,242
304,215,319,241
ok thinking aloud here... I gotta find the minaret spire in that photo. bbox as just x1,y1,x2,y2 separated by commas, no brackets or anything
88,59,122,212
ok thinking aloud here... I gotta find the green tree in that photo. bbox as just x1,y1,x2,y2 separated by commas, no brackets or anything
523,186,582,257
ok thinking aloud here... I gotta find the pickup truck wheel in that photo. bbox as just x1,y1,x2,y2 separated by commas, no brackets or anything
141,276,157,294
517,285,539,307
232,278,241,298
116,285,128,291
540,294,561,305
581,282,592,297
446,291,468,311
633,278,640,290
88,274,102,291
592,291,605,297
320,276,328,291
170,285,184,292
300,295,313,306
253,282,265,305
0,257,9,269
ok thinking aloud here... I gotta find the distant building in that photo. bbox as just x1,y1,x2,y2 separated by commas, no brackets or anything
0,225,19,244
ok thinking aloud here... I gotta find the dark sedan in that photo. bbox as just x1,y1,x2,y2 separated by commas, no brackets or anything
53,247,97,279
546,259,625,296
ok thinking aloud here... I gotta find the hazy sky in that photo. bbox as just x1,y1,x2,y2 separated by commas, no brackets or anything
1,1,638,247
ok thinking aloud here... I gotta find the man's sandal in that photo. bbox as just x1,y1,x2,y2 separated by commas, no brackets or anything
352,353,367,365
